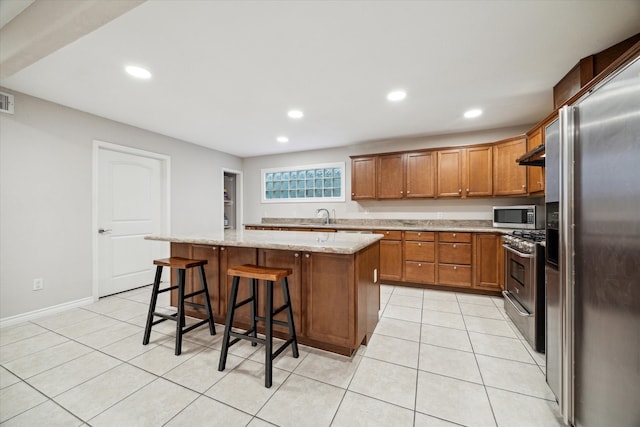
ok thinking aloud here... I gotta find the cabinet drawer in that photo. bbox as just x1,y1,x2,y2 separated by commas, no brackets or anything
404,261,435,284
374,230,402,240
438,232,471,243
404,241,435,262
438,264,472,287
404,231,435,241
438,243,471,264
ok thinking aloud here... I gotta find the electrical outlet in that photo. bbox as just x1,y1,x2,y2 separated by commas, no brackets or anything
33,278,44,291
373,268,378,283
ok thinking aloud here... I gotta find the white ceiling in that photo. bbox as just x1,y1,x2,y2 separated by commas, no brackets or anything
1,0,639,158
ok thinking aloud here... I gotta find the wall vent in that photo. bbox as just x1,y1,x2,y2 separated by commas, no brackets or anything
0,92,15,114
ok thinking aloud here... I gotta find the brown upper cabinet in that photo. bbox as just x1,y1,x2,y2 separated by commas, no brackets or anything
406,151,436,198
377,151,436,199
493,136,527,196
437,146,492,198
526,127,545,195
437,149,463,197
351,156,376,200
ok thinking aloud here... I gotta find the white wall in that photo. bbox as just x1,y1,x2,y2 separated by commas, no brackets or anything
242,126,540,224
0,88,242,319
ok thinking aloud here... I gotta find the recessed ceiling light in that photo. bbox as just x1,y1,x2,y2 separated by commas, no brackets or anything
287,109,304,119
276,136,289,143
387,90,407,102
464,109,483,118
125,65,152,79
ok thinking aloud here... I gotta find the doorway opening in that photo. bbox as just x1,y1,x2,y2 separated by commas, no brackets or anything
223,169,242,231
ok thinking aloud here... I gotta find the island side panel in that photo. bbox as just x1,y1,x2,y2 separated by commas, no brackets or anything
303,252,356,351
355,241,381,345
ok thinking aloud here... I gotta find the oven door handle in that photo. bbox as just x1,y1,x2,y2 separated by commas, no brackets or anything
502,291,532,317
502,244,535,258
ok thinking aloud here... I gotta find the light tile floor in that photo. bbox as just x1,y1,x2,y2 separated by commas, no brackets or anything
0,284,565,426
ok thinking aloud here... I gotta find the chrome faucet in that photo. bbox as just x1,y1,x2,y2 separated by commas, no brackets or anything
316,208,331,225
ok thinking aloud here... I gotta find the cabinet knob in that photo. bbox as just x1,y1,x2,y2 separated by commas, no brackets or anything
537,181,542,185
386,231,390,235
294,253,299,258
418,243,422,247
407,190,410,194
220,247,225,251
418,263,422,267
453,244,457,249
400,191,403,194
452,233,456,237
305,254,310,258
466,188,470,192
522,184,526,188
417,232,421,236
212,247,217,251
454,266,457,270
458,189,462,193
351,192,355,196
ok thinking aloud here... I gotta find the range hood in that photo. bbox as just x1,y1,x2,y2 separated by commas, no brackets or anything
517,144,545,166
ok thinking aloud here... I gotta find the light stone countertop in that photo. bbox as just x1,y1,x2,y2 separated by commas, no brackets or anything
145,229,383,255
244,218,514,234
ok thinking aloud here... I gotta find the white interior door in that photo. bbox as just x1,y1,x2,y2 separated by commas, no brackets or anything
97,148,165,297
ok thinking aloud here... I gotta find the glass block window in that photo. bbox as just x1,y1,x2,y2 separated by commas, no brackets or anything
262,162,345,203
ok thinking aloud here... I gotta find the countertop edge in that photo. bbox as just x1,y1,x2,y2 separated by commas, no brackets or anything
145,232,383,255
243,222,514,234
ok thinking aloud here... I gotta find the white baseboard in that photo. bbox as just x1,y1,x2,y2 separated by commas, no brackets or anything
0,297,95,328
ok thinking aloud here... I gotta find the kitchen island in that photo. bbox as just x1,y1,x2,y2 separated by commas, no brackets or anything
146,230,382,356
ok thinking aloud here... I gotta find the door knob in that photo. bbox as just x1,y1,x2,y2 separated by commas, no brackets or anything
98,228,112,234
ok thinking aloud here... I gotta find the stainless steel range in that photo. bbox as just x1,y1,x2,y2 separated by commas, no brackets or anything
502,230,545,352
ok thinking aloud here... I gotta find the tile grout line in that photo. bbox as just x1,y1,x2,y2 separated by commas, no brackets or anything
459,292,500,427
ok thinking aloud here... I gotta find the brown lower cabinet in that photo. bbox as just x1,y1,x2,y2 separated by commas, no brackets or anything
374,230,402,281
242,226,504,294
437,232,472,288
169,241,380,356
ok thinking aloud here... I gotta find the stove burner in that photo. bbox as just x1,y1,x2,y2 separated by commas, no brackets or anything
511,230,545,243
503,230,545,254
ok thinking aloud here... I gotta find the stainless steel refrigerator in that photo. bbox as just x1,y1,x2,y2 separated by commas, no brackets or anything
545,54,640,426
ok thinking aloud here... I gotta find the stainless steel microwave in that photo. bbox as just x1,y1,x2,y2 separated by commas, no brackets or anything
493,205,543,229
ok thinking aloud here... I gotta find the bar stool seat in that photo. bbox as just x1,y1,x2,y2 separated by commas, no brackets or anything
143,257,216,355
218,264,299,388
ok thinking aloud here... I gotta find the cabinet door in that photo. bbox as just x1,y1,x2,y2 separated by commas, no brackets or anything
473,234,503,291
191,245,221,316
379,240,403,281
377,154,405,199
493,137,527,196
303,252,354,347
406,151,436,198
437,149,463,197
465,146,493,197
219,246,258,327
258,249,303,336
527,128,545,194
351,157,377,200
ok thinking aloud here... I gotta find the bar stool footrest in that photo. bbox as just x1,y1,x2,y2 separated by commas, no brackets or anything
271,338,296,360
254,316,291,328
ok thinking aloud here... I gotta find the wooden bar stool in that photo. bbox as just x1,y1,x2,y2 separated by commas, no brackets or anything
218,264,299,388
143,257,216,355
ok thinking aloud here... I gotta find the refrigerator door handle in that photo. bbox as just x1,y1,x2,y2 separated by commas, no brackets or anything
559,104,576,426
